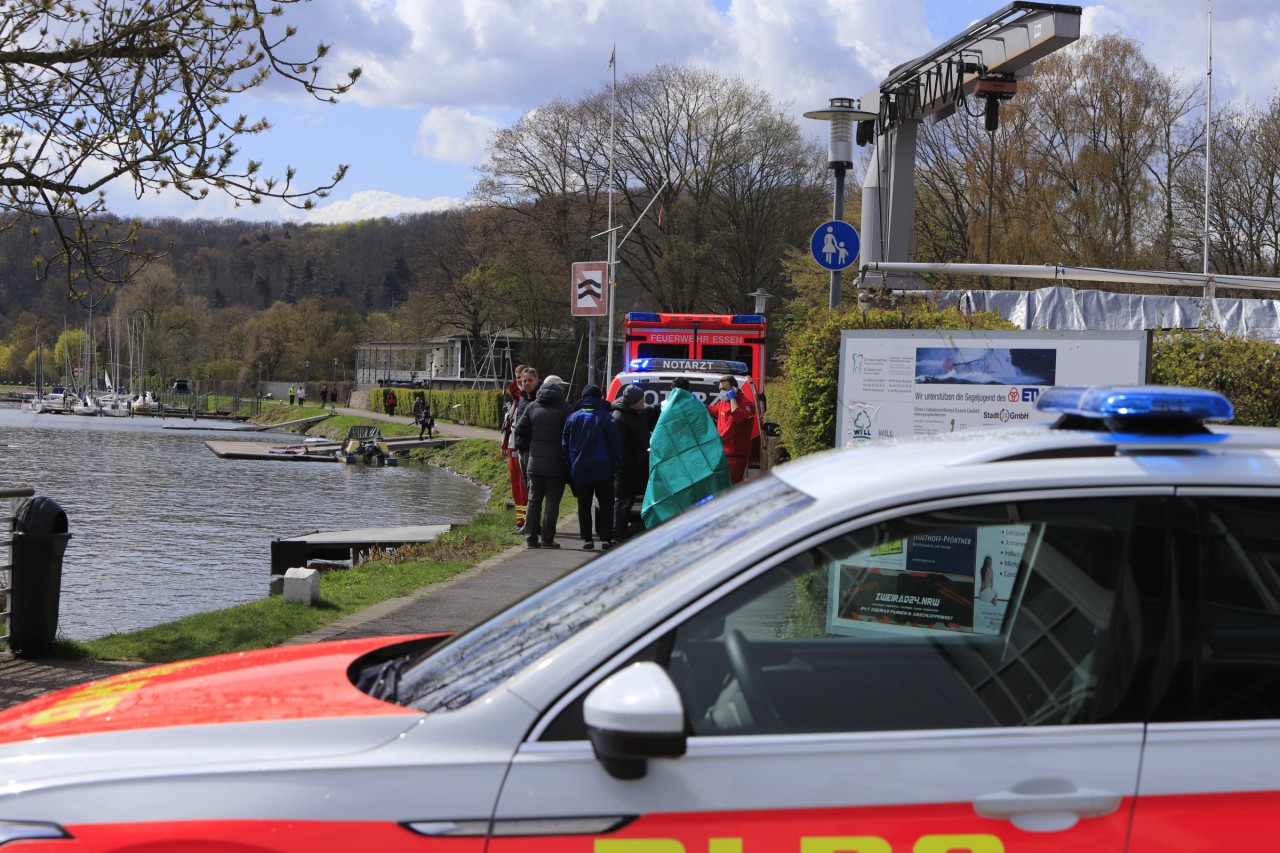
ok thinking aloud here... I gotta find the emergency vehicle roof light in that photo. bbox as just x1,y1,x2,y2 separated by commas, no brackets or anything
731,314,766,325
1037,385,1234,422
627,312,662,323
628,358,751,375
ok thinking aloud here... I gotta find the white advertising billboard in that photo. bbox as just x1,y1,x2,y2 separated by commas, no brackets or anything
835,329,1150,446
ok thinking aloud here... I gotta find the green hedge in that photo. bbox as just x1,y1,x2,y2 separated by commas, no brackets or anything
780,302,1016,458
369,387,505,428
1151,329,1280,426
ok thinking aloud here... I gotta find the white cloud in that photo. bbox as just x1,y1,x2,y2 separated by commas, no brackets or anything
414,107,502,163
94,0,1280,222
303,190,467,223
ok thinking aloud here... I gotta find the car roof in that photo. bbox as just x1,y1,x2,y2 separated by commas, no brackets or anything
772,422,1280,517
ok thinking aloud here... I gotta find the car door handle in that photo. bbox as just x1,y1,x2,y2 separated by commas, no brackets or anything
974,777,1123,833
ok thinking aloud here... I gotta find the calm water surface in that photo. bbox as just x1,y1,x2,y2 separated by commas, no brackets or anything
0,406,487,640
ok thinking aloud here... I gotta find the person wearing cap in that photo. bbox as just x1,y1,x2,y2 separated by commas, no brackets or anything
612,383,656,542
707,373,754,484
514,373,569,548
562,384,621,550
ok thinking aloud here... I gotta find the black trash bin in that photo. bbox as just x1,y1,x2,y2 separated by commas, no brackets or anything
8,496,72,656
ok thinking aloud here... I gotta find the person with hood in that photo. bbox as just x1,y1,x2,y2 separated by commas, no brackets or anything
642,384,731,528
611,383,656,542
562,384,621,550
513,373,569,548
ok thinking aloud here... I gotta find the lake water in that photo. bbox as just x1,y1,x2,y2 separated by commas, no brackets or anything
0,406,488,640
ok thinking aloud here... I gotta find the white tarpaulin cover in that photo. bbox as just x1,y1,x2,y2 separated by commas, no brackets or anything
931,286,1280,341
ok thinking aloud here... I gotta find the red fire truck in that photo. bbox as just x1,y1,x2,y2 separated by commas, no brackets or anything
622,312,768,392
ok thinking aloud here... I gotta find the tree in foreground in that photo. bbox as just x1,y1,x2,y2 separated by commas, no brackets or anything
0,0,359,301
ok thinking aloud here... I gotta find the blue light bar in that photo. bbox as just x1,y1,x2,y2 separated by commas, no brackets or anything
731,314,766,325
628,358,750,375
1037,385,1234,421
627,312,662,323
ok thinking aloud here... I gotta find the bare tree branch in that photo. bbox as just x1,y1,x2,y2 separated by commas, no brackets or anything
0,0,360,303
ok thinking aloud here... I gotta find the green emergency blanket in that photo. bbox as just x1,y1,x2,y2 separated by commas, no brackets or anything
641,387,731,528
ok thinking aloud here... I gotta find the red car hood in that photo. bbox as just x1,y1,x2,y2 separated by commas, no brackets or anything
0,635,438,745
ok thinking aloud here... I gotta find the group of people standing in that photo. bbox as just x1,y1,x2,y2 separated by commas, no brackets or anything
501,366,646,550
500,364,754,551
286,384,335,408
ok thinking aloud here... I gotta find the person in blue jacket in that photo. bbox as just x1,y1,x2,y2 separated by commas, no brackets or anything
562,384,622,550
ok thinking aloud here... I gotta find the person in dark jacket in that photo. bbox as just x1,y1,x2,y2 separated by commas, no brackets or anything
513,374,569,548
562,384,621,550
611,383,657,543
509,367,540,500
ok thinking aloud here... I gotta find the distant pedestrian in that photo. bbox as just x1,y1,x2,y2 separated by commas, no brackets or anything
297,385,307,406
320,384,329,407
514,374,568,549
288,385,296,405
562,384,621,551
612,383,656,543
384,388,398,418
414,398,434,440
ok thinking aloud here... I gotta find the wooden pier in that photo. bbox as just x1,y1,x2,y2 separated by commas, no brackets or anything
271,525,451,574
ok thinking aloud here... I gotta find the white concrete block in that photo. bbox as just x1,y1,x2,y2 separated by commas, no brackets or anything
283,567,320,605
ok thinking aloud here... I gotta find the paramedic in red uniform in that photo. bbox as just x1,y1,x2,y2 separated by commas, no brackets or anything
707,373,754,484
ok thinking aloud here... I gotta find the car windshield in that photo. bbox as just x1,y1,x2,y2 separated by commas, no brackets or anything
395,478,813,712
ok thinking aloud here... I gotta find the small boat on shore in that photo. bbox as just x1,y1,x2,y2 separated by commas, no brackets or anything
336,426,399,466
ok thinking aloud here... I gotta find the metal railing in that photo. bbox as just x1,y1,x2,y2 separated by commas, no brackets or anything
0,487,35,650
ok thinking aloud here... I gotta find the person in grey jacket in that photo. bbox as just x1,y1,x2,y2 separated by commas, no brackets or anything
513,374,569,548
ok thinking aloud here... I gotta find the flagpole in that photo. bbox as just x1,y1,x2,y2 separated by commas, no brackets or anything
604,44,618,383
1203,0,1214,300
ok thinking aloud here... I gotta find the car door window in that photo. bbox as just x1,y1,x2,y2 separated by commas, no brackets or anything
666,496,1167,736
1186,497,1280,720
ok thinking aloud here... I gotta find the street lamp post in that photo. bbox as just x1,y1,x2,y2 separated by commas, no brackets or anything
331,358,338,408
256,361,262,399
804,97,877,310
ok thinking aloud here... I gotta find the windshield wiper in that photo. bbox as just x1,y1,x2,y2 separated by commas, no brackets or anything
355,653,413,702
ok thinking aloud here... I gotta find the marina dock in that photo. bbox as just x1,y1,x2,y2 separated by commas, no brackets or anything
271,524,452,574
205,436,455,461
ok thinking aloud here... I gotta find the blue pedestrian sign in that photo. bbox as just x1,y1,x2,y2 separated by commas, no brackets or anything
811,220,860,271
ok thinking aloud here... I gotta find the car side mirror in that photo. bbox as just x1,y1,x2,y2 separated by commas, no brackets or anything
762,422,782,438
584,662,687,780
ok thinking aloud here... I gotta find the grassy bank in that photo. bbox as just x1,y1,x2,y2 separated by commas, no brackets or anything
69,438,516,663
241,403,421,438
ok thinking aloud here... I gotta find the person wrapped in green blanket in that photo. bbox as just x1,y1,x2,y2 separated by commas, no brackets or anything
641,385,731,528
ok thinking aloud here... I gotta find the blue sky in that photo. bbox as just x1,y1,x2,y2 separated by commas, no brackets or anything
100,0,1270,225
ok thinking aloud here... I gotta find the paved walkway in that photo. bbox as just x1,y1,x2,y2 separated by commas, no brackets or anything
0,407,589,710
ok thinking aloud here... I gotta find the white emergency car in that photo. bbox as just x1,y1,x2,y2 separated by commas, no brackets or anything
3,385,1280,851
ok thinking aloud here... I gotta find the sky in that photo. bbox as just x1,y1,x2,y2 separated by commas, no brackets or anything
100,0,1278,225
